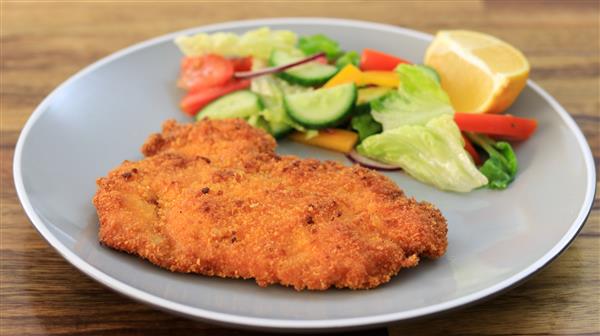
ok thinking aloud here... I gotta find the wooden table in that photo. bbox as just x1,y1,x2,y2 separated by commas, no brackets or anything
1,1,598,335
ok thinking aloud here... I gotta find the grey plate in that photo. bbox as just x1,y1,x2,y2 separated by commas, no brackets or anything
13,18,596,332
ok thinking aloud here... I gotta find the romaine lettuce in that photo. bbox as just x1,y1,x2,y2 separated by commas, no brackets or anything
298,34,342,61
351,113,382,142
358,115,488,192
175,27,298,60
371,64,454,130
335,51,360,68
467,133,518,189
250,74,317,138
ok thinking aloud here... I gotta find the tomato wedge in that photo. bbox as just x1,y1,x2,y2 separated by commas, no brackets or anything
454,113,537,141
360,48,410,71
178,54,234,92
230,56,253,72
180,79,250,116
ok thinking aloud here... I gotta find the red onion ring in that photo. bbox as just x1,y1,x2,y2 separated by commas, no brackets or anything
233,52,326,79
346,150,402,171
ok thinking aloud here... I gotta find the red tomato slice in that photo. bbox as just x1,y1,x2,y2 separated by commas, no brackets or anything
180,79,250,116
178,54,234,92
230,56,253,72
314,55,328,64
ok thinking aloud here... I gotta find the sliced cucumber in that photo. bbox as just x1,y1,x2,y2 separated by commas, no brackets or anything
196,90,262,121
270,50,338,86
251,75,300,138
284,83,357,129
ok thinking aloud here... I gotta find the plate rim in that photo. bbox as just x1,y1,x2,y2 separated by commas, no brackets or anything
13,17,597,330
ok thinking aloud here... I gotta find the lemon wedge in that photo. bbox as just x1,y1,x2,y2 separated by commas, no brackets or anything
424,30,529,114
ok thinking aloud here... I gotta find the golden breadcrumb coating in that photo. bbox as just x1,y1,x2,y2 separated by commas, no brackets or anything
94,119,447,290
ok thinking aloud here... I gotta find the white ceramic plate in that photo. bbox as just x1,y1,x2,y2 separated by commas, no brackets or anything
14,18,595,332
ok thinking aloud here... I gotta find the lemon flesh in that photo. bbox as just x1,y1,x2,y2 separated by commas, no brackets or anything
425,30,529,114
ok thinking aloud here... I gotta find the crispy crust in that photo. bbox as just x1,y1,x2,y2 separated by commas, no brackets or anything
94,119,447,290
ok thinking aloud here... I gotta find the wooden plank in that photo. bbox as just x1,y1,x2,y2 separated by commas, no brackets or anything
1,1,598,335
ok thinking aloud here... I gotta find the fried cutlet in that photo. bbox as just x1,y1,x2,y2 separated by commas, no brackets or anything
141,118,277,167
94,119,447,290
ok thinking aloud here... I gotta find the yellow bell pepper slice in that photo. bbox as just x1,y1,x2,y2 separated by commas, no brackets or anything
323,64,362,88
324,64,400,88
289,129,358,153
361,71,400,87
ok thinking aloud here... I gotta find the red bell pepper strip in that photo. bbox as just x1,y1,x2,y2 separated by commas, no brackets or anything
180,79,250,116
462,133,482,165
178,54,234,92
454,113,538,141
360,48,411,71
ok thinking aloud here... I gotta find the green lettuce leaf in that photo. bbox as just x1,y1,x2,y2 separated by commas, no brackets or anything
246,114,271,133
418,65,442,84
357,115,488,192
467,133,518,189
175,27,298,60
351,113,382,142
371,64,453,130
250,74,316,137
335,51,360,68
298,34,342,61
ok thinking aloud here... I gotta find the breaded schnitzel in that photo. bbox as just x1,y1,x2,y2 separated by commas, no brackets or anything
141,119,276,168
94,119,447,290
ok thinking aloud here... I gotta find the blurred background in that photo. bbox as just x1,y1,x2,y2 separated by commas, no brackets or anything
1,1,598,335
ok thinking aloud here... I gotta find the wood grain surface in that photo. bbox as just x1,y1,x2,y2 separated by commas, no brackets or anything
1,1,598,335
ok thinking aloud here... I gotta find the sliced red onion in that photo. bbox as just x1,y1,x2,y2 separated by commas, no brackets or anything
233,52,326,79
346,150,402,171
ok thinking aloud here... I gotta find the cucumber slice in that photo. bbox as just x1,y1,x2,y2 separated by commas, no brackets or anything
252,75,302,137
196,90,262,121
270,50,339,86
284,83,357,129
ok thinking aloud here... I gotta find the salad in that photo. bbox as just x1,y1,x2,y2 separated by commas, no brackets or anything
174,27,537,192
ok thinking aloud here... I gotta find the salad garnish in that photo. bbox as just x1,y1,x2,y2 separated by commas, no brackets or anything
297,34,342,61
358,115,489,192
173,27,537,192
370,64,454,130
467,133,518,189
